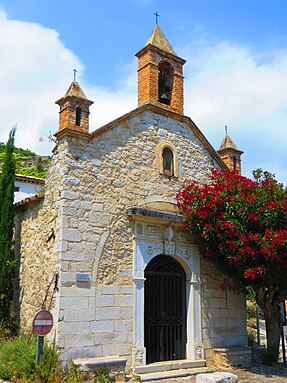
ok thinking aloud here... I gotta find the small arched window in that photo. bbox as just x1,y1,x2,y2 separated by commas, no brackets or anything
76,107,82,126
158,61,174,105
162,147,174,177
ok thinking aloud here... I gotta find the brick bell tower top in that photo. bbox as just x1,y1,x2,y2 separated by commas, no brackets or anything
218,133,244,174
55,81,94,141
136,24,186,115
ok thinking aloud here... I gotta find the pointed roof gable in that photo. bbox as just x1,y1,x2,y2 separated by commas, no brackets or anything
64,81,88,100
219,134,241,152
90,103,228,171
145,24,177,56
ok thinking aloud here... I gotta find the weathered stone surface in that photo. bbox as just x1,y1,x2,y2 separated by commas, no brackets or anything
14,103,248,368
196,372,238,383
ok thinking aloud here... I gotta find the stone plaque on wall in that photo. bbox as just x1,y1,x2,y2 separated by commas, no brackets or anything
145,224,161,238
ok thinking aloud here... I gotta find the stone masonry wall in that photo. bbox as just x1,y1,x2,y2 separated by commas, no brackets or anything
54,108,224,365
54,112,218,365
14,142,70,338
201,257,247,364
16,106,247,367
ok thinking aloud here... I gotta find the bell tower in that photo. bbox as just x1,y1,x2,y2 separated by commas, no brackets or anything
135,25,186,115
55,81,93,139
218,132,243,174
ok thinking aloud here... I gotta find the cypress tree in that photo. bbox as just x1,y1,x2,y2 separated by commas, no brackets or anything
0,128,16,328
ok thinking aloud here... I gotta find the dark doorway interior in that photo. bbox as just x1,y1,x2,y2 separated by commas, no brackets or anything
144,254,187,364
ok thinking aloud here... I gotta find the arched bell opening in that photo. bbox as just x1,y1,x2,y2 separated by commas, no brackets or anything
144,254,187,364
158,61,174,105
75,106,82,126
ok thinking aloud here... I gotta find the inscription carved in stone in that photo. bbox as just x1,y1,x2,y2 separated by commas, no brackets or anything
145,224,161,238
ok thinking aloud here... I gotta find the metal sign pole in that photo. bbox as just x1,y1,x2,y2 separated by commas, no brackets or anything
36,335,44,364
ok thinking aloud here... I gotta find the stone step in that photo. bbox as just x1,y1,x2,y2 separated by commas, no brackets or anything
133,359,206,374
136,366,211,381
73,356,127,371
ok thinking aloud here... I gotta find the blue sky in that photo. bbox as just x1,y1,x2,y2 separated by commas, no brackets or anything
1,0,287,183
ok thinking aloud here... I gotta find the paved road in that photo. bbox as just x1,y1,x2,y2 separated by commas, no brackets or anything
146,365,287,383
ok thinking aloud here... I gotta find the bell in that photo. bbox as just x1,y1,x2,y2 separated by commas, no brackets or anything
159,91,170,105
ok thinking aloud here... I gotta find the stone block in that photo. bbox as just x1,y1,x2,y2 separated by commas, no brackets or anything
90,320,114,333
102,285,121,295
114,320,132,332
96,307,121,320
61,251,84,261
61,286,96,297
60,296,89,309
61,190,79,200
196,372,238,383
60,228,81,242
82,345,103,358
65,308,95,322
120,307,133,320
64,333,94,347
114,295,132,307
89,212,110,225
93,203,104,212
102,343,131,356
121,286,133,294
58,321,90,335
96,295,114,307
61,272,76,282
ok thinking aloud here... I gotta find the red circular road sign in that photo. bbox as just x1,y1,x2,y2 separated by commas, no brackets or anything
32,309,53,336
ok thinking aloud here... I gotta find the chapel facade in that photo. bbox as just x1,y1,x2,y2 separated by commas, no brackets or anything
14,25,249,374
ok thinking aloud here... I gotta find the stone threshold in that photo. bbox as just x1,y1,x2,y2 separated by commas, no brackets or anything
134,366,211,382
133,359,206,374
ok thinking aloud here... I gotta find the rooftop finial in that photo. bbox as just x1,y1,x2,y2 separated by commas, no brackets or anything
225,125,228,135
73,68,77,82
154,11,160,25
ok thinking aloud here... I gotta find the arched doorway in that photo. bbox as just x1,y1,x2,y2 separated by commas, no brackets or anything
144,254,186,364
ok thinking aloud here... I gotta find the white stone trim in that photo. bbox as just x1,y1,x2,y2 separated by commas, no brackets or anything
132,219,204,366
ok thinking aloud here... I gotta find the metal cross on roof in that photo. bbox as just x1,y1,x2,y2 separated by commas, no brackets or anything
73,68,77,82
225,125,228,135
154,11,160,25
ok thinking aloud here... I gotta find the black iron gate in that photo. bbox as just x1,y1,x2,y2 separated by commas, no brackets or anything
144,254,186,364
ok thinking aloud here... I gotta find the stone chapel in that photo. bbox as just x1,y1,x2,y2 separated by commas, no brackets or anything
14,25,250,376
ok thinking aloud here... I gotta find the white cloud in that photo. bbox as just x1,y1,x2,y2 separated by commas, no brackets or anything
0,11,137,155
1,9,287,184
0,11,82,154
181,40,287,183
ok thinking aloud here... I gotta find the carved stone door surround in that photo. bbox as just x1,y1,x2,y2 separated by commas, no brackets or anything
131,215,204,366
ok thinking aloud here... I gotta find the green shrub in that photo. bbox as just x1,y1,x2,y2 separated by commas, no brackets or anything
95,369,116,383
0,333,86,382
15,166,48,178
0,333,36,379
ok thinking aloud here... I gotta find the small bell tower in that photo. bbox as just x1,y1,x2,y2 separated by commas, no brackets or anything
55,81,93,137
218,131,243,174
136,24,186,115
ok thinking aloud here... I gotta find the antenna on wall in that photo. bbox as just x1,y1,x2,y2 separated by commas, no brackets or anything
39,131,57,144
